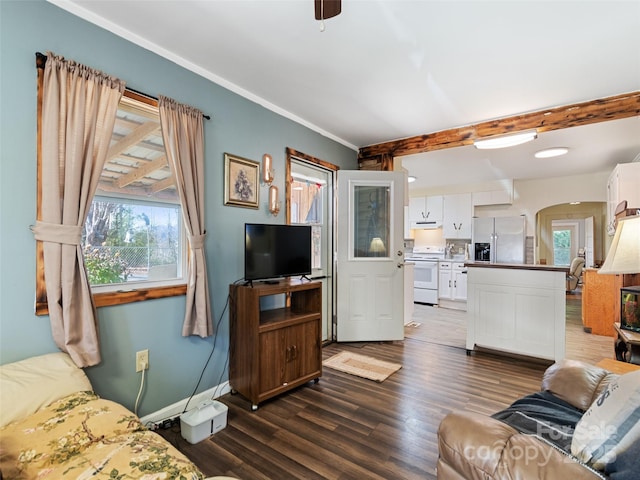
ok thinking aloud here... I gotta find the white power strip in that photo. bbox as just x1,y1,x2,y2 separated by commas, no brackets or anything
139,381,231,427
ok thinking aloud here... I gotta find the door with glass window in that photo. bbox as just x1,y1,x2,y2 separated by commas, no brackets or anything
289,159,334,342
336,170,405,342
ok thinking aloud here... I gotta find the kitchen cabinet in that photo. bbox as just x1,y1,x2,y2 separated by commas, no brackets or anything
229,279,322,410
439,261,467,302
606,162,640,235
466,264,566,362
409,195,443,228
471,180,514,206
453,266,468,300
472,189,512,206
443,193,472,239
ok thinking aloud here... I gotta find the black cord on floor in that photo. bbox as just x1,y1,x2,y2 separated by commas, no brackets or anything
182,277,243,414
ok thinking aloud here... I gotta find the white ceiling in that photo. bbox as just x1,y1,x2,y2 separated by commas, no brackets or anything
51,0,640,191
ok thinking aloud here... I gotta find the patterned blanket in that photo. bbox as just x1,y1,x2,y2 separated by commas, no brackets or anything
0,391,204,479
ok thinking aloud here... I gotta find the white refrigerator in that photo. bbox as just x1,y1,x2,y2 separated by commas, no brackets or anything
472,215,526,264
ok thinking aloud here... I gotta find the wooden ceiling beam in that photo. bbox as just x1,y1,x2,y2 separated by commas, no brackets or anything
358,91,640,161
116,155,167,188
149,176,175,194
106,121,160,160
97,181,177,202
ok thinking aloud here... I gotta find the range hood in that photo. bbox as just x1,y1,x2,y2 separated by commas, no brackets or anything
411,220,442,229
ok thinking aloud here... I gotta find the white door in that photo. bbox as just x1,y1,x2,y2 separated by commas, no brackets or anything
584,216,594,268
336,170,405,342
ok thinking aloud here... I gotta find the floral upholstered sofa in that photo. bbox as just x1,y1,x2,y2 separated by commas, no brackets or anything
0,352,221,479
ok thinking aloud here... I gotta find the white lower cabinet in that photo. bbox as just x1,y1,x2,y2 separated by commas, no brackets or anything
453,267,467,301
439,262,467,304
466,266,566,362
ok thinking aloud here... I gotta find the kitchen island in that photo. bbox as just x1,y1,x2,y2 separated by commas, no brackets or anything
466,262,568,362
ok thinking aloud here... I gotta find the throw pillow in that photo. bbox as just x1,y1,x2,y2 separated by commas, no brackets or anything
605,434,640,480
571,370,640,470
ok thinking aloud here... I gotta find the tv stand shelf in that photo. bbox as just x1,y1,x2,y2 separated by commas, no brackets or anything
229,279,322,410
258,309,320,332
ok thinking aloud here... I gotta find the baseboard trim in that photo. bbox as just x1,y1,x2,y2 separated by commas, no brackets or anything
139,381,231,427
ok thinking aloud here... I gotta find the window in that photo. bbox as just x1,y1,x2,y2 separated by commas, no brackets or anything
290,174,323,270
83,197,184,289
553,228,571,266
36,91,187,314
83,94,186,291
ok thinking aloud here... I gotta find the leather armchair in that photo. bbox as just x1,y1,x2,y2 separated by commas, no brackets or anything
436,360,616,480
566,256,585,292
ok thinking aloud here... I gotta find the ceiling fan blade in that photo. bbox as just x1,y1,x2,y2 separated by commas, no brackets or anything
315,0,341,20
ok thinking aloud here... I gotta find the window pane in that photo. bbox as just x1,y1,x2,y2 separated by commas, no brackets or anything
84,95,185,288
553,229,571,266
83,199,182,285
290,175,325,271
353,185,390,258
290,179,323,224
311,225,321,270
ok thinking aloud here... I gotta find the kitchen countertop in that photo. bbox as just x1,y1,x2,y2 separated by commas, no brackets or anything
465,262,569,272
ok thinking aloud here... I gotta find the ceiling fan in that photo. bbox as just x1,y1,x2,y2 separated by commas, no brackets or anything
314,0,341,21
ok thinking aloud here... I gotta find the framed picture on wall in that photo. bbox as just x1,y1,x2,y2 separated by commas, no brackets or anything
224,153,259,209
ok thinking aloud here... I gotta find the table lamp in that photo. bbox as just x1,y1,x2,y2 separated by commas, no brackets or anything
369,237,386,257
598,215,640,275
599,215,640,333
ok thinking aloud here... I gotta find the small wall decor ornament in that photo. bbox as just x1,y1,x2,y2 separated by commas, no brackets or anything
262,153,274,185
269,185,280,216
224,153,259,209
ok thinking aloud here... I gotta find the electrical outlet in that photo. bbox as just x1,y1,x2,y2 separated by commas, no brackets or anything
136,349,149,372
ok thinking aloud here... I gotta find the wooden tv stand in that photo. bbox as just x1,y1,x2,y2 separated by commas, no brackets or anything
229,279,322,410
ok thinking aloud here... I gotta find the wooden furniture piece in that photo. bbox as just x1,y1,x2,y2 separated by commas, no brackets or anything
596,357,640,374
582,269,640,336
613,322,640,365
229,279,322,410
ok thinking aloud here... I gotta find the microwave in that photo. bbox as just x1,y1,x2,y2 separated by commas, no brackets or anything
474,243,490,262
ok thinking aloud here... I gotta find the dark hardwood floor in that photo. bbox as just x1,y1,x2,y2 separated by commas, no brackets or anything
158,289,615,479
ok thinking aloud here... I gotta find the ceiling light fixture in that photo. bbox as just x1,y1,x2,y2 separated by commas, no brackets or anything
474,131,538,150
535,147,569,159
408,176,417,183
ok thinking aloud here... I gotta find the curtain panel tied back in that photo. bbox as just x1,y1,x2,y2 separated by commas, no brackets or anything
158,96,213,337
35,52,125,367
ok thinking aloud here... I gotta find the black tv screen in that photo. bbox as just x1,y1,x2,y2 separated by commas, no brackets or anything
244,223,312,282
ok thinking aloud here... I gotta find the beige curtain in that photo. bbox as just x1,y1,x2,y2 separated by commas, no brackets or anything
31,52,125,367
159,96,213,337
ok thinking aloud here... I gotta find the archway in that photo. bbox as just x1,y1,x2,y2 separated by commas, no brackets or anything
536,202,606,267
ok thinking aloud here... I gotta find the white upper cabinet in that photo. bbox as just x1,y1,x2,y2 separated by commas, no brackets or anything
607,162,640,235
443,193,472,239
471,180,514,206
409,195,443,228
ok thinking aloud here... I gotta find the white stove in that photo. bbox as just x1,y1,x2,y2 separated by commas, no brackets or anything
406,246,445,261
406,246,444,305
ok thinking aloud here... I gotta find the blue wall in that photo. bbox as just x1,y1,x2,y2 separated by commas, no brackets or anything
0,0,357,416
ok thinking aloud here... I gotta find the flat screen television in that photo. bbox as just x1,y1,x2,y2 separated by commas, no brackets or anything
244,223,312,282
621,286,640,333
